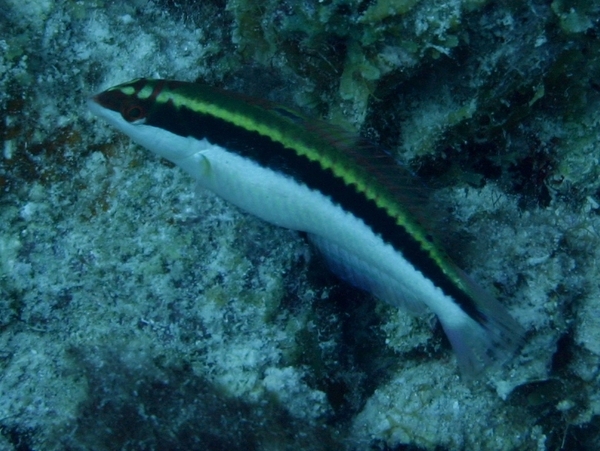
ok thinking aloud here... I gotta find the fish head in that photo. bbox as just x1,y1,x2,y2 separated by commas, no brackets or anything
88,78,209,165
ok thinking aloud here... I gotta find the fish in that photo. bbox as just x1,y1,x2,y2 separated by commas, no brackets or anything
88,78,524,376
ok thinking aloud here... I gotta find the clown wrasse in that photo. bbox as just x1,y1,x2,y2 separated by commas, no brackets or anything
88,78,523,376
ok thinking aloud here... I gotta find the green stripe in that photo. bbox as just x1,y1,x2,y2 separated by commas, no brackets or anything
156,82,439,253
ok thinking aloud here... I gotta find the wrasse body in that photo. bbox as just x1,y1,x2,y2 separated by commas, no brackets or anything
88,78,523,376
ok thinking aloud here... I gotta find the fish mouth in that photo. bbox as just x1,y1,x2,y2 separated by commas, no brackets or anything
87,96,103,114
87,96,110,119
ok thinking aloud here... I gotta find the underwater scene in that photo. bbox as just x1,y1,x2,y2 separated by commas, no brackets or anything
1,0,600,449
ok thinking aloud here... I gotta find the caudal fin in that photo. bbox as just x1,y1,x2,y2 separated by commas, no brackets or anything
440,272,525,377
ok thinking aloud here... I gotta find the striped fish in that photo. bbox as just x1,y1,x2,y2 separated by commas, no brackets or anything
88,78,524,376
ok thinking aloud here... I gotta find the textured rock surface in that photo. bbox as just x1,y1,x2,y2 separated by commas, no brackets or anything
1,1,600,449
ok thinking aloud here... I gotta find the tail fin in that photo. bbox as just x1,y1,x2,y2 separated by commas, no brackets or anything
440,270,525,377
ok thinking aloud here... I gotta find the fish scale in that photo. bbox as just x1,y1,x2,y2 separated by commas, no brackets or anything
88,78,524,376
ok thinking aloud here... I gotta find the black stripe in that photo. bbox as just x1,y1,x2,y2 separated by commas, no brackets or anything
147,102,485,323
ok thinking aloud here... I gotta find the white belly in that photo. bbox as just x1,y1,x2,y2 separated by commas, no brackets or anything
177,143,467,326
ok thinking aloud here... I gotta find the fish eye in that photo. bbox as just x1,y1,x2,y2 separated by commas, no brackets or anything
122,104,146,122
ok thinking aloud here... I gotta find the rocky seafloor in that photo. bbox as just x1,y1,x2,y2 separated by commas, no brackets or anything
1,0,599,449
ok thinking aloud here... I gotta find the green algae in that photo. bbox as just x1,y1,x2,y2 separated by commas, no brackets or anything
551,0,595,34
222,0,492,127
